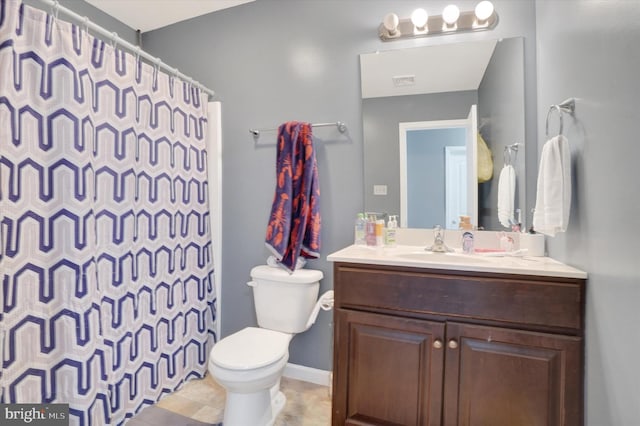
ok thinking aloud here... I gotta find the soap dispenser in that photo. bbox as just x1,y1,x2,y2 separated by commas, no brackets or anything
385,215,397,247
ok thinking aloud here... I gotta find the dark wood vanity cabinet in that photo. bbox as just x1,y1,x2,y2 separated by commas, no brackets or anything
331,262,586,426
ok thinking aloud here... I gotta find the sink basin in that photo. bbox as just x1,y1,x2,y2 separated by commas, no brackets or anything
393,251,491,265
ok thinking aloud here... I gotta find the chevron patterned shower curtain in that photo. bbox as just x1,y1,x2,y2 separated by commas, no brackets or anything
0,1,217,424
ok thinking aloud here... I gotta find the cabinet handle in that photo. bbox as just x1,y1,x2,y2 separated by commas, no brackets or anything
448,339,459,349
433,339,443,349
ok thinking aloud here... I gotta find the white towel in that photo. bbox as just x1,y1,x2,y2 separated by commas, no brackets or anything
497,164,516,228
533,135,571,236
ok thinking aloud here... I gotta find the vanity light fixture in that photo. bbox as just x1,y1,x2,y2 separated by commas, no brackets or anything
411,8,429,33
474,0,495,23
442,5,460,29
382,12,400,37
378,1,498,41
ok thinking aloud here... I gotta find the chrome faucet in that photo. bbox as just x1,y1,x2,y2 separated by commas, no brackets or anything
425,225,453,253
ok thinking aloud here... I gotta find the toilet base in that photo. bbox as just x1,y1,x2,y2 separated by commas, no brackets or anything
270,390,286,424
222,387,286,426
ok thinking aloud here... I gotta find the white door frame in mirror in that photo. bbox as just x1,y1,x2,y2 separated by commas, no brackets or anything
467,104,478,230
399,104,478,229
445,146,467,229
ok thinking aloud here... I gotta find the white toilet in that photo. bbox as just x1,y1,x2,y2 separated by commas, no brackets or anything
208,265,333,426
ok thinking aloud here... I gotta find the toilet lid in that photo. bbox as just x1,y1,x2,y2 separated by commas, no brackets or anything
251,265,323,284
210,327,291,370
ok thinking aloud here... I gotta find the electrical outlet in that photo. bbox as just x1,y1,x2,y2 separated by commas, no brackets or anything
373,185,387,195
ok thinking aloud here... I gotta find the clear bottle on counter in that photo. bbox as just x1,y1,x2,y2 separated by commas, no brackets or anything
366,214,377,246
354,213,366,245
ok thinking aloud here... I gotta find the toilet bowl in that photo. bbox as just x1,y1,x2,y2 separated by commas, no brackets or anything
209,327,292,425
208,265,333,426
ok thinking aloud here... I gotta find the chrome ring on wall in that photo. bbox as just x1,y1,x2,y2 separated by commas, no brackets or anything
545,98,576,138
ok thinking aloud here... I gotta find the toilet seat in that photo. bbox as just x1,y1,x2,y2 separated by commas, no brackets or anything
210,327,291,370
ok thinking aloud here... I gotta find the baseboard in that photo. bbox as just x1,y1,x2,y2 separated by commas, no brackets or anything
283,363,332,387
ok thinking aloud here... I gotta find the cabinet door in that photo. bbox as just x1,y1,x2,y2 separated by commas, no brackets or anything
443,322,582,426
333,309,445,426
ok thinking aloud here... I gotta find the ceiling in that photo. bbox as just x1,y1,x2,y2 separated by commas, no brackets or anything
85,0,255,32
360,39,498,99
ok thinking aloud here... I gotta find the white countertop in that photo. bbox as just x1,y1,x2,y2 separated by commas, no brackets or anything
327,244,587,279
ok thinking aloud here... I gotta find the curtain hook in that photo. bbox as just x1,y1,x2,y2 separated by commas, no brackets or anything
53,0,60,20
153,57,161,87
83,16,90,35
170,67,179,91
173,67,180,87
110,32,118,50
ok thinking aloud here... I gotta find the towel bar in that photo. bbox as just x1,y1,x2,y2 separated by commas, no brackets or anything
249,121,347,140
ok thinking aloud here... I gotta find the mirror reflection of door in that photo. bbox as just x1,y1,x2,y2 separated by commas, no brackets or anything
399,105,477,229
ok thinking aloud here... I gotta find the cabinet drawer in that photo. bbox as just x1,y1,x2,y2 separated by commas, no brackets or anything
334,263,584,333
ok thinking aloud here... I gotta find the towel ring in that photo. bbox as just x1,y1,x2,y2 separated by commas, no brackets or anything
503,147,511,166
503,143,519,166
545,105,563,137
545,98,576,138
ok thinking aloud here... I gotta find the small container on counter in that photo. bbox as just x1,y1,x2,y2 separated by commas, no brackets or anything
375,219,385,246
462,231,475,254
519,231,545,256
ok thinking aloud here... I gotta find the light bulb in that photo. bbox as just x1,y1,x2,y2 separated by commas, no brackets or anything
382,12,399,34
442,5,460,25
411,8,429,30
475,1,494,21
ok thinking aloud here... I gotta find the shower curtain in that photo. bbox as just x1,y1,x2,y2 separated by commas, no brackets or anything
0,1,217,424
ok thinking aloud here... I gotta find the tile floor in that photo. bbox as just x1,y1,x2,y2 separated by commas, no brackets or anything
129,374,332,426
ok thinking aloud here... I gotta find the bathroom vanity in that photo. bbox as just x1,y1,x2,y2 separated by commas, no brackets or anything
328,245,587,426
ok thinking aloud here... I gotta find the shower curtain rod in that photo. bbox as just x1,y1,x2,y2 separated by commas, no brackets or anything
34,0,215,98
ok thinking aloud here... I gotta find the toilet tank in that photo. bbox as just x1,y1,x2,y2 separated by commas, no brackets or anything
249,265,323,334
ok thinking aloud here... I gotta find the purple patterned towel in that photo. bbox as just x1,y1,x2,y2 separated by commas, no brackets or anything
265,121,321,273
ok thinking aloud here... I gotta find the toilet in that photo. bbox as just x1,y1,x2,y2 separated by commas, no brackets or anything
208,265,333,426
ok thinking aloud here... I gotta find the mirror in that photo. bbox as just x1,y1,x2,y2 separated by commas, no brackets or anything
361,37,525,231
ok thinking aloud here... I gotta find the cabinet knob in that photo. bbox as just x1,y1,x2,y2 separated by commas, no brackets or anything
433,339,443,349
448,339,459,349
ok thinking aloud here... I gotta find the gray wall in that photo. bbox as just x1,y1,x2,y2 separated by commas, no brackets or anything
363,91,477,218
535,1,640,424
141,0,537,373
478,37,526,230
